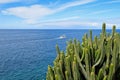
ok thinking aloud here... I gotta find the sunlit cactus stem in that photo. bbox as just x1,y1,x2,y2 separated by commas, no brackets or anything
102,23,106,37
46,65,55,80
112,25,116,37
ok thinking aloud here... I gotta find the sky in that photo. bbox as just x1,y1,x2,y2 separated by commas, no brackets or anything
0,0,120,29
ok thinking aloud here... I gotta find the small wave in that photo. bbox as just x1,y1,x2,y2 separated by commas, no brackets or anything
31,35,66,42
32,37,65,42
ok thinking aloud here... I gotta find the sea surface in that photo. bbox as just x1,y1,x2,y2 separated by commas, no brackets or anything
0,29,119,80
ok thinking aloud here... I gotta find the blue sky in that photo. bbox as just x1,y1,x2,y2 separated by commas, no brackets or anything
0,0,120,29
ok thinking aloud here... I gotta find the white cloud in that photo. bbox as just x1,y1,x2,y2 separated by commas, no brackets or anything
33,18,120,29
105,0,120,4
2,5,53,19
2,0,95,24
55,0,95,12
89,9,112,15
24,16,80,24
37,21,100,27
83,0,120,9
0,0,19,4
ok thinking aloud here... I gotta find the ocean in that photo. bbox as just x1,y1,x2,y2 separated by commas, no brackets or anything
0,29,119,80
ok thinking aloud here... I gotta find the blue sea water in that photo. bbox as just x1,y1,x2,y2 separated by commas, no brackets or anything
0,29,119,80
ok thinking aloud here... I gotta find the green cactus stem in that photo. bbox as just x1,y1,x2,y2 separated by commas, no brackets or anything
46,23,120,80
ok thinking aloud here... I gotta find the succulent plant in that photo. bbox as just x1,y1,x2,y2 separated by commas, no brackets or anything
46,23,120,80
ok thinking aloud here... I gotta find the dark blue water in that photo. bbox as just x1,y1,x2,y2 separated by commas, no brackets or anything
0,29,119,80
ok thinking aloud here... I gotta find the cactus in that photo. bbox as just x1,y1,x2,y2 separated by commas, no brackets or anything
46,23,120,80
